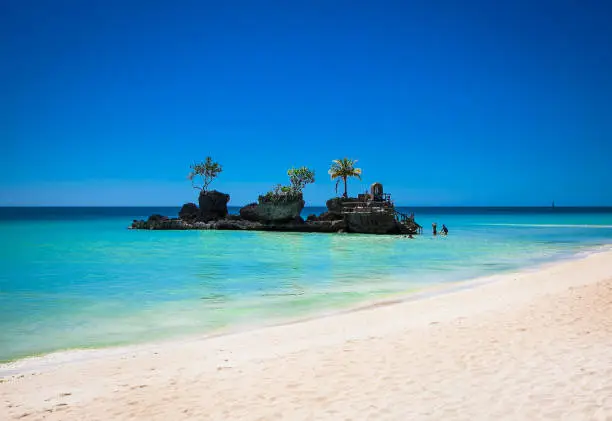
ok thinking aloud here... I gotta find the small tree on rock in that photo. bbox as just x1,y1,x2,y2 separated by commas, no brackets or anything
287,166,315,193
328,158,361,198
188,157,223,192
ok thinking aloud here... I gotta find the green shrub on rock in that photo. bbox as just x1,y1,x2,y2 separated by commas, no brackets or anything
259,166,315,204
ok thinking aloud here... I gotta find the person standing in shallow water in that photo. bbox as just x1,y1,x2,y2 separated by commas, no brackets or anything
442,224,449,235
432,222,437,236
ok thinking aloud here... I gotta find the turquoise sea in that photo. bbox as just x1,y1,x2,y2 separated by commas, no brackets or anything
1,206,612,363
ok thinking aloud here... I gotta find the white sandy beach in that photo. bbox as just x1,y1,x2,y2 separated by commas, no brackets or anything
2,248,612,420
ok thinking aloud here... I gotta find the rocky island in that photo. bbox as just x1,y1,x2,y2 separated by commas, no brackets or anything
130,158,422,235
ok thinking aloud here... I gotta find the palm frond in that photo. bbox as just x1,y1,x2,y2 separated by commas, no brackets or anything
328,157,362,196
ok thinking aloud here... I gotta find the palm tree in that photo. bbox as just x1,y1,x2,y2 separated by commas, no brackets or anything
328,158,362,198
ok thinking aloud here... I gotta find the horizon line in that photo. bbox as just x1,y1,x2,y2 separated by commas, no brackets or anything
2,205,612,209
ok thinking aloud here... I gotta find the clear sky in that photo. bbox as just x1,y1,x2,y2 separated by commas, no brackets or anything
1,0,611,206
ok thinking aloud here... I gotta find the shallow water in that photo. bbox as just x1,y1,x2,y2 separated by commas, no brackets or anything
1,206,611,362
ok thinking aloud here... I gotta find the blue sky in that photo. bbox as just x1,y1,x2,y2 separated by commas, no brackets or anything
1,0,611,206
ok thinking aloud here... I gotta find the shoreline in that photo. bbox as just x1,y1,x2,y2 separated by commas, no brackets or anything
2,247,612,419
2,243,611,376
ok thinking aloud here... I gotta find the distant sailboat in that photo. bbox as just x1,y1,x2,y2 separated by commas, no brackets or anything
552,200,555,209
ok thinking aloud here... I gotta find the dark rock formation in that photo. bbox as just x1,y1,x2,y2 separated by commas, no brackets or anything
238,199,304,223
213,218,260,230
325,197,344,213
331,219,347,232
261,218,345,233
306,214,319,222
239,203,259,222
148,214,169,223
131,216,190,230
178,202,199,222
130,194,420,235
198,190,230,221
398,219,421,235
318,211,343,221
255,199,304,222
344,212,400,234
323,197,360,221
323,197,421,234
325,197,361,213
130,215,348,233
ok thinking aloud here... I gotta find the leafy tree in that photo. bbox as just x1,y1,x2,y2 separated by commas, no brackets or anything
328,158,362,198
259,166,315,203
287,166,315,192
188,157,223,192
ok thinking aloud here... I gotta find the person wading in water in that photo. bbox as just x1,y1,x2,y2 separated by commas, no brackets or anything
432,222,437,236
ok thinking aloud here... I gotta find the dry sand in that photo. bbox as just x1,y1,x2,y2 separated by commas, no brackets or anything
2,249,612,420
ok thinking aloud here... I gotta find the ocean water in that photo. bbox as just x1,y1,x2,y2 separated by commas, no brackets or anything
1,206,612,362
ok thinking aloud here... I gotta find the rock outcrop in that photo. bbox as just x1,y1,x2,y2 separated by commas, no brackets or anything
198,190,230,221
178,202,199,222
344,211,400,234
238,203,259,222
325,197,363,212
131,214,191,230
130,193,419,235
254,200,304,223
325,197,344,213
324,197,361,221
130,217,347,233
239,199,304,223
318,211,343,221
306,214,319,222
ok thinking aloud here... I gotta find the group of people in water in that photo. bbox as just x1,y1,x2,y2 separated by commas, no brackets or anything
404,222,448,239
432,222,448,236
